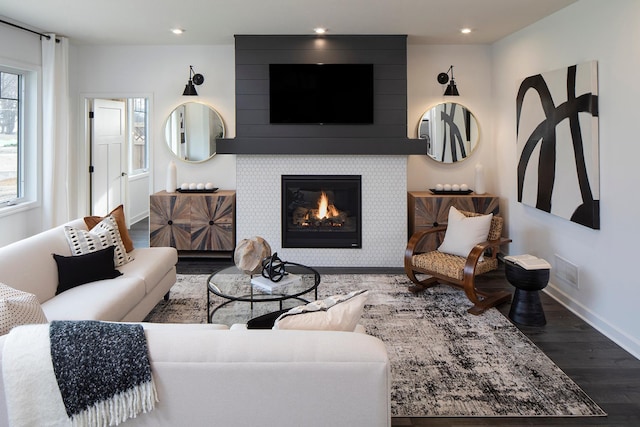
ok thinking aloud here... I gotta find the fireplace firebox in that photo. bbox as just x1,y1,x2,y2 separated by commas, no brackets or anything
282,175,362,248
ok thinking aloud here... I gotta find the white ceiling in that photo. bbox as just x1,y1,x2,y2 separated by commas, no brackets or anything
0,0,576,45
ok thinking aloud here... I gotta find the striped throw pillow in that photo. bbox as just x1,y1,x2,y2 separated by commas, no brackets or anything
64,215,133,267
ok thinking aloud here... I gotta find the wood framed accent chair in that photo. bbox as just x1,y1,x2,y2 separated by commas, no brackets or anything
404,207,512,315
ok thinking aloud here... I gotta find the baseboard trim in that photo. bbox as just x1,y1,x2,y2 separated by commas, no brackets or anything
178,250,233,259
129,212,148,227
544,282,640,360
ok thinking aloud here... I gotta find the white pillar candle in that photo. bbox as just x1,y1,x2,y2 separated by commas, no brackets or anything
166,160,177,193
475,163,486,194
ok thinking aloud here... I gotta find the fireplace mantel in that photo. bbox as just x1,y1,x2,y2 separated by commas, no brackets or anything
217,137,426,155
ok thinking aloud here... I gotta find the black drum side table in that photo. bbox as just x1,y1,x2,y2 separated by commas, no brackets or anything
505,260,550,326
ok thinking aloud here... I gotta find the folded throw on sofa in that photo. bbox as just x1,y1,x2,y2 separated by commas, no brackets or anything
3,321,157,427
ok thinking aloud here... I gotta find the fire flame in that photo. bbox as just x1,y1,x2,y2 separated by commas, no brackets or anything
316,192,339,219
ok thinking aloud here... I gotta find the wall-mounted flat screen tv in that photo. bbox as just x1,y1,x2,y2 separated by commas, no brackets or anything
269,64,374,125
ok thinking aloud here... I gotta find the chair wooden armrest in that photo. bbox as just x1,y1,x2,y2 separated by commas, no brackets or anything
466,236,511,261
404,225,447,255
404,225,448,271
462,237,512,314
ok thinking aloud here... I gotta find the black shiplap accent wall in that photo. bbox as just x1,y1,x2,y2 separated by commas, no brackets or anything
217,35,426,155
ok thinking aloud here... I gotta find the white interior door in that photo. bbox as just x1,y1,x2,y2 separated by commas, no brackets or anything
91,99,126,216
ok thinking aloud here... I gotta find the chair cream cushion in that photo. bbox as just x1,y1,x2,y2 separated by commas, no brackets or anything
412,251,498,281
438,206,493,257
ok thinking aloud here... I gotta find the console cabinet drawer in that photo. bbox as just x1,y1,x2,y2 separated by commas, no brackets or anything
150,191,236,251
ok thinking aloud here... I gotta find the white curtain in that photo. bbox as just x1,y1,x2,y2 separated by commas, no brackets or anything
41,34,70,229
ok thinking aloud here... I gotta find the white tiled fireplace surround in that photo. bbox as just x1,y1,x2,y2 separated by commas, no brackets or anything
236,155,407,267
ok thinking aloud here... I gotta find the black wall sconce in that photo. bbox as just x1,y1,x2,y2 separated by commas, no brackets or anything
437,65,460,96
183,65,204,96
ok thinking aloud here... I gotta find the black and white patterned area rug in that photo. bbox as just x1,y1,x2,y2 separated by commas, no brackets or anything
144,273,606,418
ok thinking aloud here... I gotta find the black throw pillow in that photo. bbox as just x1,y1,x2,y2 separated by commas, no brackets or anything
53,246,123,294
246,308,291,329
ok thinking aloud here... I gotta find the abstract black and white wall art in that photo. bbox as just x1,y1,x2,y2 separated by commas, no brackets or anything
516,61,599,229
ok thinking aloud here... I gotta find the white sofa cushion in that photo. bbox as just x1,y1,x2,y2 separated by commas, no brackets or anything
117,247,178,294
133,328,390,427
42,276,146,321
0,219,85,304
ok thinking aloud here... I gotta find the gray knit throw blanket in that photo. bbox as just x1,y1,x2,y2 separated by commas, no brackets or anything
49,320,158,426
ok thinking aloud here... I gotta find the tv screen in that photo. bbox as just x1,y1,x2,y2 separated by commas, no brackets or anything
269,64,374,124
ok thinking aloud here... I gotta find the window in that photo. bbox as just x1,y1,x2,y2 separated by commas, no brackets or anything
0,62,36,212
0,70,21,205
129,97,148,175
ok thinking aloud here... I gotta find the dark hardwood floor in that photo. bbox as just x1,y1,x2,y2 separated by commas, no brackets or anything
130,218,640,426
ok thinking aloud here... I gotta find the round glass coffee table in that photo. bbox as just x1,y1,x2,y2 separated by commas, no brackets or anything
207,263,320,324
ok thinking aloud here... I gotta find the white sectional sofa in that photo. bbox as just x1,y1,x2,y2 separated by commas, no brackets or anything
0,218,177,322
0,220,392,426
0,323,391,426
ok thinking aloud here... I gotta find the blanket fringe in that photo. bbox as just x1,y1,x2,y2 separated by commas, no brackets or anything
70,380,158,427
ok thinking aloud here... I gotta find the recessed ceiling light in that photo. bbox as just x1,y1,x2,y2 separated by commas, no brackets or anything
314,27,327,35
461,28,472,34
171,28,185,35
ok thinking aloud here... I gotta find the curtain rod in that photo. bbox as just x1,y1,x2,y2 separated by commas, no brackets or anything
0,18,61,43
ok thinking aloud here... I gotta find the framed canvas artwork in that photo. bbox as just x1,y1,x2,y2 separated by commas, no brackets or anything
516,61,599,229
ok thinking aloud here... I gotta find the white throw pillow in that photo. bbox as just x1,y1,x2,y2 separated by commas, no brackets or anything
273,290,368,331
0,283,48,335
64,215,133,267
437,206,493,258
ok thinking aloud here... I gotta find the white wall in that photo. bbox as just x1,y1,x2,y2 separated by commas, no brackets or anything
492,0,640,358
70,44,237,216
127,174,150,225
406,44,494,193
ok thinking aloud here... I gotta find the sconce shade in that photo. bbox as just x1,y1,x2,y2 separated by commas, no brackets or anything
444,80,459,96
437,65,460,96
182,65,204,96
183,80,198,96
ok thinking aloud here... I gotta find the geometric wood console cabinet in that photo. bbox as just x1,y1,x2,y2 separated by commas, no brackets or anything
150,190,236,252
407,191,500,253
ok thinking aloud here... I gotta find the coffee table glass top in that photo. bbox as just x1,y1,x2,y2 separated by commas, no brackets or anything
207,263,320,324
